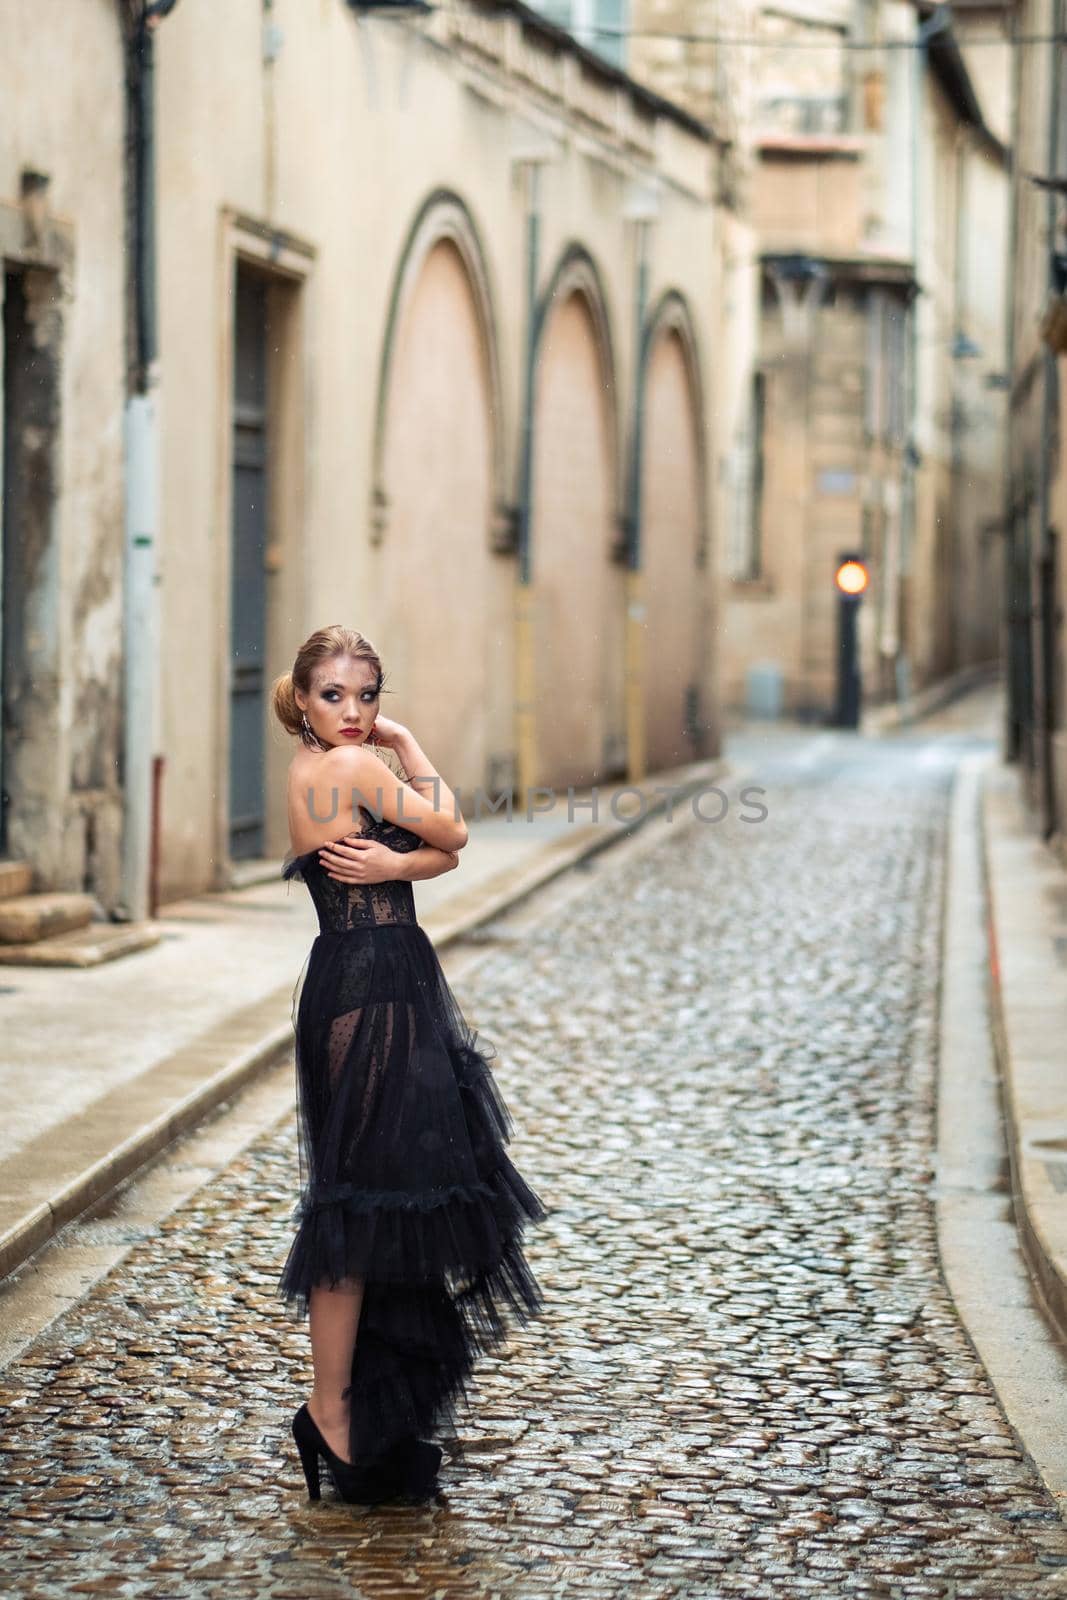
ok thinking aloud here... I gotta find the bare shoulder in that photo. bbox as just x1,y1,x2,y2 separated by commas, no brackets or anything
314,745,409,808
316,744,397,785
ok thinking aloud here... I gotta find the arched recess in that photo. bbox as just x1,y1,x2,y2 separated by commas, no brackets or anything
373,195,507,793
530,245,626,786
637,290,711,769
371,190,505,541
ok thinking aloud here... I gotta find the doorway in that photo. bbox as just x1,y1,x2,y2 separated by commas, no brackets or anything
228,264,270,861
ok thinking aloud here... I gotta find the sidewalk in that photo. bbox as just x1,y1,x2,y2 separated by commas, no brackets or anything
0,757,727,1284
981,755,1067,1344
869,674,1067,1348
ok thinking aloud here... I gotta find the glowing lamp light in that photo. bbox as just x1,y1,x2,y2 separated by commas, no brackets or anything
835,559,869,597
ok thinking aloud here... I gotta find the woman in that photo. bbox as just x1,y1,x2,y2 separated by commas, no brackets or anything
271,625,546,1506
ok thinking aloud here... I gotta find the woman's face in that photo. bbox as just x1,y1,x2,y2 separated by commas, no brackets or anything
297,655,380,749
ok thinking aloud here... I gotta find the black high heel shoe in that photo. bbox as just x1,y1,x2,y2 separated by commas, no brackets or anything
292,1404,442,1504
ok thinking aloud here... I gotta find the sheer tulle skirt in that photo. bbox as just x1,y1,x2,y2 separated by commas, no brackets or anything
276,920,547,1467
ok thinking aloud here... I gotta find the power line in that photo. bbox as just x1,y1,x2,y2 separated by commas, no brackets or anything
558,26,1064,49
437,8,1065,50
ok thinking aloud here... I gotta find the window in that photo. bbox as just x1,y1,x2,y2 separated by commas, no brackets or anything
526,0,629,70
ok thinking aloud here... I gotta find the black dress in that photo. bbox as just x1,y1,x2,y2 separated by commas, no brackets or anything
277,805,547,1471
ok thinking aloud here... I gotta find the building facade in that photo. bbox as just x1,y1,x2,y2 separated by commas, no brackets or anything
1,0,728,914
630,0,1012,721
1004,0,1067,845
0,2,128,908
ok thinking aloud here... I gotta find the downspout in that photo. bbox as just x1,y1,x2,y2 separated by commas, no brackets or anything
119,0,179,922
902,6,927,707
1003,0,1023,760
623,214,652,784
1038,0,1065,834
900,3,951,709
949,119,967,676
514,159,541,805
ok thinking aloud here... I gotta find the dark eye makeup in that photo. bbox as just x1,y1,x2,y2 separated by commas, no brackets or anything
321,688,379,702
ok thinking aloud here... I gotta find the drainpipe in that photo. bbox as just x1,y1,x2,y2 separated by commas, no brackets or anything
511,128,558,802
514,160,540,806
1037,0,1065,834
118,0,179,923
1003,1,1023,761
622,180,660,785
515,158,541,592
900,3,952,712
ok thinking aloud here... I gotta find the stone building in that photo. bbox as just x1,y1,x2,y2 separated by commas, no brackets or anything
1003,0,1067,845
630,0,1012,721
1,0,729,921
154,0,722,901
0,3,128,913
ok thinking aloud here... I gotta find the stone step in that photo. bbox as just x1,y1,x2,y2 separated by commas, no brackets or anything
0,860,33,901
0,892,94,945
0,920,163,967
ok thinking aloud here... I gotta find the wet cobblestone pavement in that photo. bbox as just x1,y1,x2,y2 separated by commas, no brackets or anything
4,732,1067,1598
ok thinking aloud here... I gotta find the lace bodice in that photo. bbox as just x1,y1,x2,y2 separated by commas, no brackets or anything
282,807,425,931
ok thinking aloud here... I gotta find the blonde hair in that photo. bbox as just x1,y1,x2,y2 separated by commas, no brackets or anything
272,626,403,772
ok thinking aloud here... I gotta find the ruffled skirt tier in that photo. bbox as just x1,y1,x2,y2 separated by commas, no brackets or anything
277,921,546,1466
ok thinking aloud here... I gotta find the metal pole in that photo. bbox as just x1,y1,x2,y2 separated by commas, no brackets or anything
624,217,651,783
832,554,867,728
834,592,862,728
1003,0,1023,762
514,160,541,803
517,161,540,591
120,2,178,920
1038,0,1064,835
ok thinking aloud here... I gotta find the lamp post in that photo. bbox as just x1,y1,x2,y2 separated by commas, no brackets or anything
832,554,870,728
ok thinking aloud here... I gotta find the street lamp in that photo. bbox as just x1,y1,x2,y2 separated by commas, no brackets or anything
832,554,869,728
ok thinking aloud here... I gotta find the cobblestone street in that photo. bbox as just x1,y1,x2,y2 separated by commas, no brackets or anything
4,729,1067,1598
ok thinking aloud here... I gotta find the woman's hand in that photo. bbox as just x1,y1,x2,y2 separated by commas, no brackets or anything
319,834,400,885
364,713,409,752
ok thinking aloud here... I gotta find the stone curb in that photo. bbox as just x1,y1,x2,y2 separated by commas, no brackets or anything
980,761,1067,1344
0,756,729,1286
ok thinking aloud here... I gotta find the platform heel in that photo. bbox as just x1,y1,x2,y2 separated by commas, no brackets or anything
292,1404,323,1500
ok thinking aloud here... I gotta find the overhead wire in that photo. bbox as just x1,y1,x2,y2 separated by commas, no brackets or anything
565,27,1064,49
429,6,1065,50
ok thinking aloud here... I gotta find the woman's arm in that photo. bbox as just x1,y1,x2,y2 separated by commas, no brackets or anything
317,835,460,886
391,729,469,850
331,741,468,852
390,845,460,883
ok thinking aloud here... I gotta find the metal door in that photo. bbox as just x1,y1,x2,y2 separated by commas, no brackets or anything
229,268,269,860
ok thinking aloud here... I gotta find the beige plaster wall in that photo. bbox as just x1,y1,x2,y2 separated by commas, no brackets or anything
531,290,618,786
377,239,496,800
153,0,720,894
642,330,704,768
0,0,126,899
